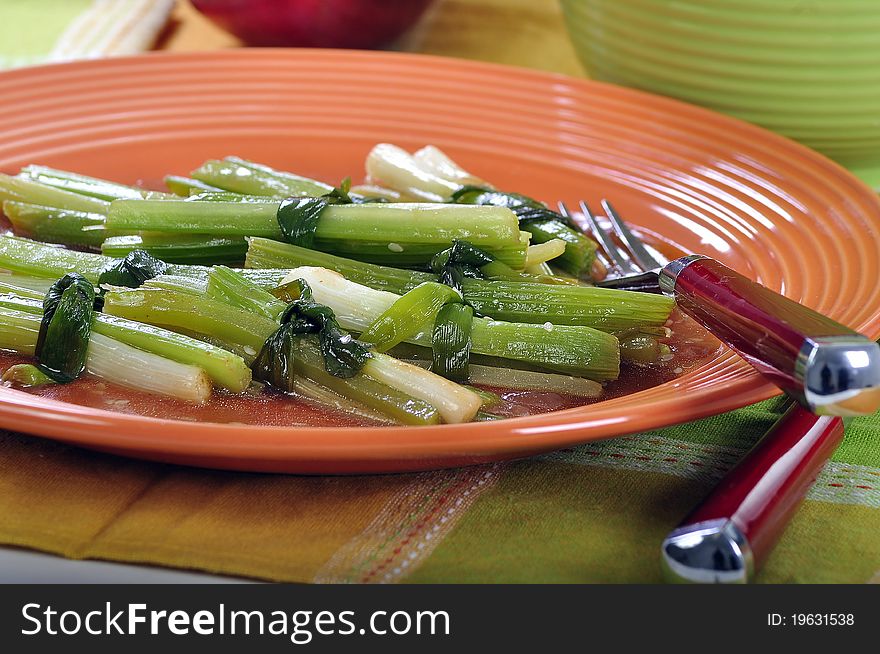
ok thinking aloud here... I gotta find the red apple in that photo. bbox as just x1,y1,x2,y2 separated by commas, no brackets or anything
191,0,435,49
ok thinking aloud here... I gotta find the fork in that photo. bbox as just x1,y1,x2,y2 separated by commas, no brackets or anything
558,199,876,583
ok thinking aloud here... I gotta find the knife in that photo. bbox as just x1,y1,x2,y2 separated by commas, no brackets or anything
661,402,847,583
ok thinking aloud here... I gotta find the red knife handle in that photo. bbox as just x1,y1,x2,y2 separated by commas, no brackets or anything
661,403,843,583
660,255,880,416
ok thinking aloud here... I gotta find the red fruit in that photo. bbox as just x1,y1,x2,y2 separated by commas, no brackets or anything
191,0,435,49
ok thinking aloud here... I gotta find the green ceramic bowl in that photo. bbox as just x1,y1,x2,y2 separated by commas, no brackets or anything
560,0,880,187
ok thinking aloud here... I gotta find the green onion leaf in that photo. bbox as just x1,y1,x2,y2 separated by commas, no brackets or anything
35,273,96,383
450,185,578,230
360,282,461,353
98,249,169,289
431,303,473,382
276,197,327,248
430,240,493,291
253,279,371,390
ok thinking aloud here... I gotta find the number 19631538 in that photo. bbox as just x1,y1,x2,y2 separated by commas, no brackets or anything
768,614,855,627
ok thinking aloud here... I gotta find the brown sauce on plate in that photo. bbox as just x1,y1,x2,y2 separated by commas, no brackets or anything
0,310,721,427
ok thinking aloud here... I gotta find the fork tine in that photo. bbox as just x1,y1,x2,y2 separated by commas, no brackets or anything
559,201,614,271
577,200,642,275
601,199,665,271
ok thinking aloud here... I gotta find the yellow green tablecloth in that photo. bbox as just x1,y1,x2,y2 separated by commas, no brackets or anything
0,0,878,584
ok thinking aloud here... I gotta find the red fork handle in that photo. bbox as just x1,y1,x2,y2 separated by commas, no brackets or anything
660,255,880,416
661,403,844,583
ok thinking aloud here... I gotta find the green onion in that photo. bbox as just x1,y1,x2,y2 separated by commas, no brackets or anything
164,175,228,196
292,376,393,424
432,303,473,382
85,332,212,403
245,237,571,292
522,219,599,279
0,306,40,354
525,239,566,267
102,288,277,358
246,239,669,332
265,279,372,379
0,235,113,282
450,186,598,278
361,352,481,424
365,143,461,202
360,282,460,352
0,304,213,401
412,145,486,187
460,279,674,331
0,174,111,214
190,157,332,198
97,249,168,289
0,275,52,298
106,200,527,268
101,234,248,265
3,201,111,249
287,336,440,426
245,237,433,294
35,273,95,383
282,266,620,381
404,358,602,397
206,265,286,321
0,293,251,393
20,165,170,201
1,363,56,387
186,192,278,203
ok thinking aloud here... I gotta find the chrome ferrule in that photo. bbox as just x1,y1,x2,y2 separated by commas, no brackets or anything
658,254,708,297
661,518,753,584
794,336,880,416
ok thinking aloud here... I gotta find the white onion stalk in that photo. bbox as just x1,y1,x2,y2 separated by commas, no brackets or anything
349,184,406,202
363,353,481,424
365,144,460,202
85,333,211,403
282,266,415,336
412,145,486,187
525,239,566,268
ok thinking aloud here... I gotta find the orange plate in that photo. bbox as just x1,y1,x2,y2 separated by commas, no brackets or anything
0,50,878,473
